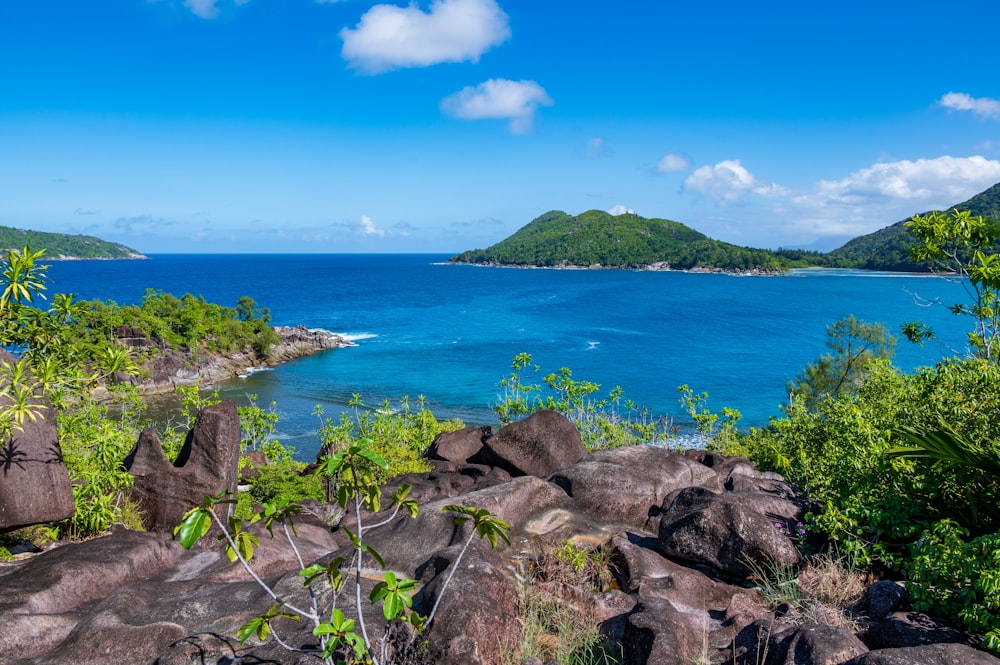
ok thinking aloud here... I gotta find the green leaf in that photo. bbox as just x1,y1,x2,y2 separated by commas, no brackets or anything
173,507,213,549
363,543,386,568
357,447,389,470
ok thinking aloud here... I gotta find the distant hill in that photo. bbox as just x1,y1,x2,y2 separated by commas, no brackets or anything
450,209,806,272
452,182,1000,273
0,226,145,260
824,181,1000,271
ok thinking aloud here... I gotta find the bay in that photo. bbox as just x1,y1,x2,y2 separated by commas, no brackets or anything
46,254,970,459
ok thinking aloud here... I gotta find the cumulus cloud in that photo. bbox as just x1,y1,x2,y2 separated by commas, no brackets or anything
656,152,690,173
440,79,552,133
808,155,1000,206
939,92,1000,121
683,160,787,204
608,205,635,216
340,0,510,73
360,214,385,236
772,155,1000,245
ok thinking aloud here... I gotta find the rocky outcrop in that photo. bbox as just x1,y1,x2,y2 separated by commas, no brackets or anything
0,349,75,532
2,410,997,665
124,401,241,532
101,324,351,396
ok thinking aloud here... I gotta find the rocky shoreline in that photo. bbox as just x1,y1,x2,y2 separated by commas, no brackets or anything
449,259,784,276
95,324,352,398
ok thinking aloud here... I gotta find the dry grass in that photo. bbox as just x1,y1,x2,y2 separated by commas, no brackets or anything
746,549,868,630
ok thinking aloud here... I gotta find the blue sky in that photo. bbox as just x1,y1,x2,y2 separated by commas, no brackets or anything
3,0,1000,254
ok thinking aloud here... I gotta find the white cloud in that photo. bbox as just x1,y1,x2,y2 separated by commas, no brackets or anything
771,155,1000,245
809,155,1000,206
683,160,787,204
608,205,635,216
183,0,220,19
939,92,1000,121
656,152,690,173
360,215,385,236
440,79,553,134
340,0,510,73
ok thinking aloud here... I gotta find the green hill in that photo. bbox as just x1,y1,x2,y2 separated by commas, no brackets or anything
0,226,145,260
450,210,801,272
824,181,1000,271
453,182,1000,273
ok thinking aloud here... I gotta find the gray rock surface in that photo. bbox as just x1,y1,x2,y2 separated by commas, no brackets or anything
0,349,75,531
125,401,241,532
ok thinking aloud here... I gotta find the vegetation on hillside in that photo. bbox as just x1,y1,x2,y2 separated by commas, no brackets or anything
451,181,1000,273
66,290,281,364
450,209,803,271
0,226,144,259
822,180,1000,271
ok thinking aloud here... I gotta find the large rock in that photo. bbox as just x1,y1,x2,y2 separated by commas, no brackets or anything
125,401,241,532
419,541,522,665
658,486,803,579
426,425,491,464
479,410,588,477
861,611,978,650
613,531,770,664
548,446,718,531
767,624,869,665
0,350,75,531
844,643,1000,665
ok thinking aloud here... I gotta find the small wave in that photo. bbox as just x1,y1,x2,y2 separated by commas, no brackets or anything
330,331,378,343
238,366,273,379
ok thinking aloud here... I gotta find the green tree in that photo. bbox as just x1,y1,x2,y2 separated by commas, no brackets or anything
787,315,896,410
905,209,1000,361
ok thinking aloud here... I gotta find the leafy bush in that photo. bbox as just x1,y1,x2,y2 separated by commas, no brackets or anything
494,353,676,449
315,394,464,483
727,357,1000,649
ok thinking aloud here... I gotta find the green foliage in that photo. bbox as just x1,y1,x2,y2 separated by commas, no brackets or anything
451,209,796,272
731,357,1000,648
0,227,143,259
55,385,147,538
315,394,463,483
786,315,896,409
677,384,741,450
904,519,1000,651
906,208,1000,361
494,353,676,449
65,288,280,365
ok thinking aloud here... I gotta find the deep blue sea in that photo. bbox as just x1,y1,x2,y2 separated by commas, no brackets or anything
46,254,970,459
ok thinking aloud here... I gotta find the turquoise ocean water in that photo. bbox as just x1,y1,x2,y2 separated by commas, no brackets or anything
46,254,970,459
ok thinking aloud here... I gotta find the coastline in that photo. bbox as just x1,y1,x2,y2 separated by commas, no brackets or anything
93,325,352,399
446,259,785,276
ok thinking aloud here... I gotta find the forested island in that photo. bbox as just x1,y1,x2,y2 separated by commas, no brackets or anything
451,180,1000,273
0,225,145,259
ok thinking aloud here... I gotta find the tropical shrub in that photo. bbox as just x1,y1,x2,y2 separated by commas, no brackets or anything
494,353,675,449
726,357,1000,649
315,394,464,483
